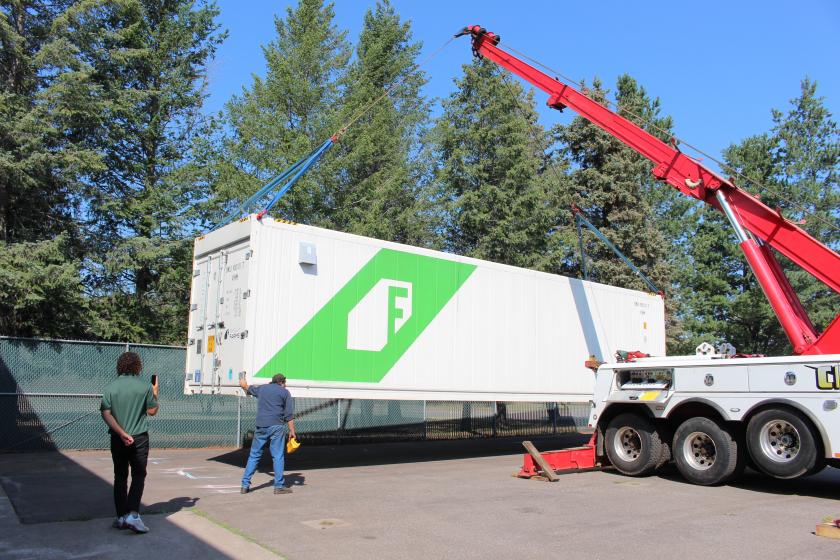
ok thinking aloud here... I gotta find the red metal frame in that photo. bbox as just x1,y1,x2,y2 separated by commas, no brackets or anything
459,26,840,355
518,434,599,478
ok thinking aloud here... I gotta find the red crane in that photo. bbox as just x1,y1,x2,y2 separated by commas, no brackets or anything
457,25,840,356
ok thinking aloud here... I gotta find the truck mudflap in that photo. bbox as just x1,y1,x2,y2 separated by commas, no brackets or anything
517,434,599,479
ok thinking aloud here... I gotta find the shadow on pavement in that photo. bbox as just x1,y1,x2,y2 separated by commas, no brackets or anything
626,463,840,499
0,451,200,524
208,433,591,471
729,467,840,499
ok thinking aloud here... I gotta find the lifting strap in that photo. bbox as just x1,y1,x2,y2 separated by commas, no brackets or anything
211,137,335,231
208,35,460,233
572,205,661,295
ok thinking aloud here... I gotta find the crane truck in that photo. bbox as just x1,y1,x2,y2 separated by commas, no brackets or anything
457,26,840,485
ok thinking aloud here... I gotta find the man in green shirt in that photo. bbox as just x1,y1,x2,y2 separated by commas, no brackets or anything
100,352,159,533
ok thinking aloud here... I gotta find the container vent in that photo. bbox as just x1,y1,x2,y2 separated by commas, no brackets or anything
299,242,317,265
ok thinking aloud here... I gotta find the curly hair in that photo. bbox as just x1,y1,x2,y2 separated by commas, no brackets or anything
272,374,287,385
117,352,143,376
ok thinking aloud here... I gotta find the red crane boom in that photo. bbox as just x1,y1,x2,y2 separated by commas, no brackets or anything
457,25,840,355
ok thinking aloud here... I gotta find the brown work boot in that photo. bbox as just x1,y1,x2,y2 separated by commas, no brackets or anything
274,487,292,495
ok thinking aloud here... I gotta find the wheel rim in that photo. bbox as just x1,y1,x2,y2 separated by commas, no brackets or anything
682,431,716,471
613,426,642,461
758,420,800,463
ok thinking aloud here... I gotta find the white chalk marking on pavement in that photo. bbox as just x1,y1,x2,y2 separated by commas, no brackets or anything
176,469,220,480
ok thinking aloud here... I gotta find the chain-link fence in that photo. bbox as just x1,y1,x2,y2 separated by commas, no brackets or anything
0,337,588,451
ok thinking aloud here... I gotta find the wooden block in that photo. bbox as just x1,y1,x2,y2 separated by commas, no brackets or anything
816,523,840,539
522,440,559,482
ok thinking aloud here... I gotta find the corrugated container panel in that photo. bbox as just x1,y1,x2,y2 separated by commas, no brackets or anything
185,216,665,401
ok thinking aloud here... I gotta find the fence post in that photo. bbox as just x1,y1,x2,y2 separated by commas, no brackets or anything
422,400,427,440
236,395,242,447
337,399,342,445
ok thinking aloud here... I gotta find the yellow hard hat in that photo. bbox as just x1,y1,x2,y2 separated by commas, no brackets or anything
286,436,301,454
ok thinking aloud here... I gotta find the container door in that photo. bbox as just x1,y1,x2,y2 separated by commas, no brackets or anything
185,253,216,391
194,252,226,390
215,242,251,387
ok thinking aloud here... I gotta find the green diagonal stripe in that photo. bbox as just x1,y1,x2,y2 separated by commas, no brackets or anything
256,248,477,383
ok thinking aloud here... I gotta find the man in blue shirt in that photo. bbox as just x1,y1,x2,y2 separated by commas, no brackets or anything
239,373,296,494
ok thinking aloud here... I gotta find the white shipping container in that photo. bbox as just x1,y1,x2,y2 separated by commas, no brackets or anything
184,215,665,401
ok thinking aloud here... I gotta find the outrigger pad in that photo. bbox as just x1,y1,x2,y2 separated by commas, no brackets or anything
518,435,599,480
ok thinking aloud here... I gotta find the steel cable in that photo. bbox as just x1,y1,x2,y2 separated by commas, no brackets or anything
497,41,839,235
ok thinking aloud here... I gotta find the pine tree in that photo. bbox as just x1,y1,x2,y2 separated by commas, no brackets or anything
681,79,839,355
43,0,224,343
552,76,679,349
0,235,88,337
554,77,673,289
433,57,553,268
208,0,350,227
323,0,432,245
1,0,70,244
0,1,95,337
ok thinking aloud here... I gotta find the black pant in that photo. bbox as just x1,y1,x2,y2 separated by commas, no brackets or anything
110,431,149,516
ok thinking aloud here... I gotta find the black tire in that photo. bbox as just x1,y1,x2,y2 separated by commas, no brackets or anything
746,408,819,479
808,458,827,476
604,413,663,476
656,423,673,470
673,417,742,486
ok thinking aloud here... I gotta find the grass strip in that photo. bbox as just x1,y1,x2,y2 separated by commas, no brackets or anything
191,507,287,559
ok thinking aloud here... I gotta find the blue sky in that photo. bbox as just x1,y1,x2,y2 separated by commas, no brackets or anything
205,0,839,166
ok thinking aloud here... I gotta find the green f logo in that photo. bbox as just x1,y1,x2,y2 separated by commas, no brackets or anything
347,280,412,352
255,249,476,383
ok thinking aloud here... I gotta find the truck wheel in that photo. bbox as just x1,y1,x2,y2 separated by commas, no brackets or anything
604,413,663,476
673,417,741,486
808,458,827,476
746,408,818,479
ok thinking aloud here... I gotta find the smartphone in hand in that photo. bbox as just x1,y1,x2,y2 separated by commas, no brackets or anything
151,374,158,386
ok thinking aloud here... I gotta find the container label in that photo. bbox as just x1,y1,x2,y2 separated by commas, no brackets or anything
255,248,476,383
346,279,412,352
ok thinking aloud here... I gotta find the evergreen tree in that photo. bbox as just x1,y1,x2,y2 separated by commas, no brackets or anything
680,79,838,355
0,1,95,337
551,76,680,350
43,0,224,343
0,235,88,337
554,79,673,287
433,57,553,268
324,0,432,245
207,0,350,227
0,0,71,244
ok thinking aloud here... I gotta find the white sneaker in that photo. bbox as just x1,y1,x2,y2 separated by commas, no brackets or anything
123,513,149,534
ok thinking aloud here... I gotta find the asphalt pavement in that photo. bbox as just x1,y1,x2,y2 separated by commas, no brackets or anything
1,435,839,559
